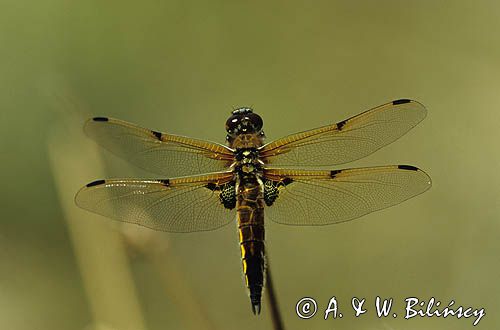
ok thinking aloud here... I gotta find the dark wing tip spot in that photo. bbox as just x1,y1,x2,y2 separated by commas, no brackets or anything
336,119,347,130
152,130,162,140
158,179,170,186
86,179,106,187
92,117,109,122
330,170,342,178
398,165,418,171
393,99,411,105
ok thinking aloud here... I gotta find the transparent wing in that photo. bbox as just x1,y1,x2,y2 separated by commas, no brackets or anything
259,99,426,168
84,117,234,177
75,172,236,232
263,165,431,225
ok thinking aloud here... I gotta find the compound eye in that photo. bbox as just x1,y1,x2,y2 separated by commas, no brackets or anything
246,113,263,131
225,115,240,134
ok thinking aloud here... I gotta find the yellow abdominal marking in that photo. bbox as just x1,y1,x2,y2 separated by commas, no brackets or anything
240,244,246,258
242,258,248,274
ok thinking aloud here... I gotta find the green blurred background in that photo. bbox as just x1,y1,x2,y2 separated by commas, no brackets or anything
1,1,499,329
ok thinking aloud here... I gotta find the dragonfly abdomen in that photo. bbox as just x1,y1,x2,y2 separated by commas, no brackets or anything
237,175,265,315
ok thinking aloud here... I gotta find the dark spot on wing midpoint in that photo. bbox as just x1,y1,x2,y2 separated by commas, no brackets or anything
398,165,418,171
393,99,411,105
158,179,170,186
336,119,347,130
86,179,106,187
152,130,162,140
93,117,109,122
330,170,342,178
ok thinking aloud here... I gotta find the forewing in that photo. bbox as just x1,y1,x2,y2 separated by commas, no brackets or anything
75,172,236,232
264,165,431,225
85,117,234,177
260,99,426,167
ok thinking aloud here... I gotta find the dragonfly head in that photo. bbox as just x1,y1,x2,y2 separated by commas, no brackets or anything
226,107,265,145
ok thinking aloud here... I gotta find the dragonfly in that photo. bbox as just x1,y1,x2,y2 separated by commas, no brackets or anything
75,99,431,315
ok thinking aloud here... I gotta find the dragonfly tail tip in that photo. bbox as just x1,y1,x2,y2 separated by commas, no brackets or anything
251,302,261,315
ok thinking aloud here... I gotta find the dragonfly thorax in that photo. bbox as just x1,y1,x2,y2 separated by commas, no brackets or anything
234,148,263,174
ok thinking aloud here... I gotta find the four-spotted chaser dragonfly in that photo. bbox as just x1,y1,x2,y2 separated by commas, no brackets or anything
75,99,431,315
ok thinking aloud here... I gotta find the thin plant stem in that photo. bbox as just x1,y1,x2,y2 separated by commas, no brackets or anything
48,115,147,330
266,257,285,330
